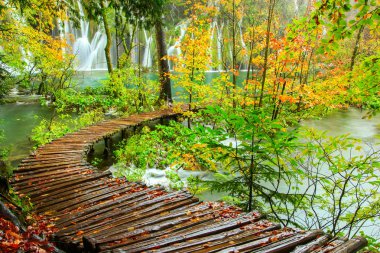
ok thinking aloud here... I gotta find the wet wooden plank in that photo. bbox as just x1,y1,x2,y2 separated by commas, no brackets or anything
114,212,262,253
151,220,281,253
33,177,115,203
292,235,331,253
329,237,368,253
16,172,111,198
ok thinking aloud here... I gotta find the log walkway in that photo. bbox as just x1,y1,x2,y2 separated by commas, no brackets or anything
11,107,367,252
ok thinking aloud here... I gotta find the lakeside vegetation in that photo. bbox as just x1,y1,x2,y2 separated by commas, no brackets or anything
0,0,379,251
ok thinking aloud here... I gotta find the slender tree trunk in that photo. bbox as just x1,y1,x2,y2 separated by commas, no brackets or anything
100,1,113,74
258,0,276,107
349,0,368,74
232,0,237,107
248,133,255,212
350,26,365,72
232,0,237,89
155,21,172,104
115,9,120,69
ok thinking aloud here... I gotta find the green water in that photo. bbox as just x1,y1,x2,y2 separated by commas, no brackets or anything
303,108,380,141
0,103,52,165
73,70,109,88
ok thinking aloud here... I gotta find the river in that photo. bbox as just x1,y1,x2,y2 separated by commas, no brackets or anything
0,103,52,166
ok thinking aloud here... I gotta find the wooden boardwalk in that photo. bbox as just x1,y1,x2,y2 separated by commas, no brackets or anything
11,108,367,253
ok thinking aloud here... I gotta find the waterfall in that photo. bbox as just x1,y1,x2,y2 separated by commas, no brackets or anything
66,1,109,71
294,0,299,16
209,21,216,70
142,30,153,68
238,20,248,71
216,23,224,71
167,22,188,71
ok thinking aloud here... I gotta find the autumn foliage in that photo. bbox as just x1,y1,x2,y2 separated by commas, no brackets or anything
0,215,58,253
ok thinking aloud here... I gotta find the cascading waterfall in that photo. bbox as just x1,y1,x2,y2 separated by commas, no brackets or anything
62,0,283,72
216,22,224,71
65,1,108,71
142,30,153,68
167,22,188,70
238,20,248,71
209,21,216,70
294,0,299,16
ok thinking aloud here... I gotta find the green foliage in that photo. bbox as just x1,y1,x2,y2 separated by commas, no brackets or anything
90,157,103,167
114,104,380,243
362,233,380,252
292,128,380,239
186,175,208,196
111,163,145,182
31,109,104,147
53,87,107,113
0,73,13,98
114,122,218,172
103,68,160,113
117,0,167,28
198,106,301,213
0,3,76,97
313,0,379,40
51,67,160,116
8,187,33,214
349,54,380,114
1,0,380,248
165,169,184,190
0,127,10,176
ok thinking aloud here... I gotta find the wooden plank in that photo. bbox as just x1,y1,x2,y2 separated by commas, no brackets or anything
150,220,281,253
292,235,331,253
115,212,262,253
329,237,367,253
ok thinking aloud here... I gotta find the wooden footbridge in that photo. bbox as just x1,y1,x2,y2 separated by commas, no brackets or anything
11,107,368,252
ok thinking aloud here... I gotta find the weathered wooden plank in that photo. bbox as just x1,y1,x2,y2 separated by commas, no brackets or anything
151,220,281,253
329,237,368,253
56,190,182,236
250,230,325,253
48,183,138,213
54,184,149,226
35,179,125,209
13,164,90,183
82,195,199,241
33,177,115,203
75,197,200,246
291,235,331,253
309,238,348,252
115,212,262,253
16,172,111,198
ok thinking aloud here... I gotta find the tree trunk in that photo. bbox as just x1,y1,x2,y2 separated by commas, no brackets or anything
100,1,113,74
349,25,365,72
155,21,172,104
0,200,25,232
258,0,276,107
231,0,237,108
